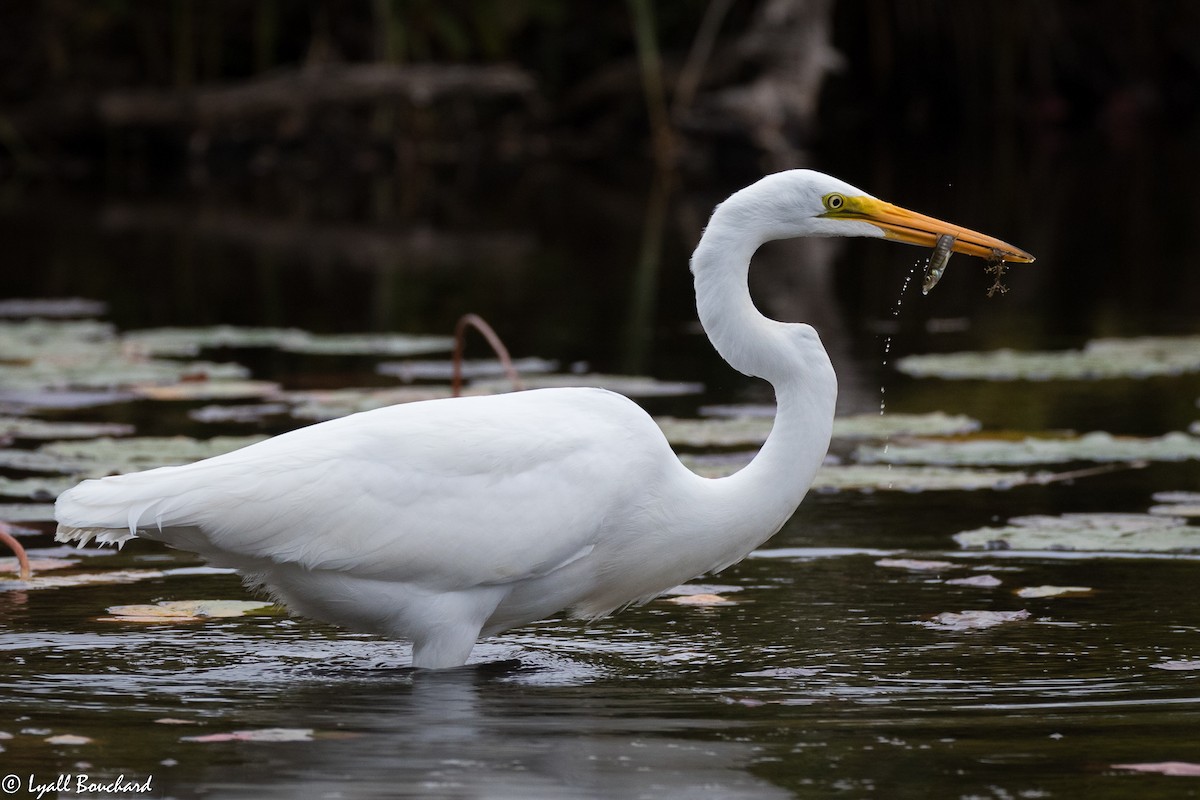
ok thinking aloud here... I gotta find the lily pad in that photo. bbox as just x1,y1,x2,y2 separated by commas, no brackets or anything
131,380,281,401
1150,660,1200,671
472,373,703,397
378,357,558,382
0,503,57,522
0,417,135,441
1015,585,1093,598
675,412,981,445
123,326,306,356
954,513,1200,553
0,557,78,575
1112,762,1200,776
921,609,1030,631
0,568,165,592
662,593,737,607
656,416,773,448
0,297,107,318
182,728,314,743
280,332,453,357
101,599,276,622
945,574,1003,588
679,455,1037,491
897,336,1200,380
1150,491,1200,518
0,476,79,500
283,386,462,421
45,734,93,745
188,403,290,424
0,435,268,479
876,558,959,572
855,431,1200,466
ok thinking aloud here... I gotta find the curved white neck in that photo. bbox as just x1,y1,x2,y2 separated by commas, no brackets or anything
685,198,839,562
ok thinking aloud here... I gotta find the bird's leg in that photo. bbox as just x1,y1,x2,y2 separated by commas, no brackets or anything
410,628,480,669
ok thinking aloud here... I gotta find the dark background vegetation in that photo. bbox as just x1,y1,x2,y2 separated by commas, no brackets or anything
2,1,1198,378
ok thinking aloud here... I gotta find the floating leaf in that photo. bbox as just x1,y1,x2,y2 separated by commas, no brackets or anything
662,593,737,607
877,558,960,572
921,609,1030,631
283,386,461,421
897,336,1200,380
155,718,199,725
1150,660,1200,671
131,380,281,401
662,583,743,596
833,412,982,440
0,569,165,592
0,435,268,478
0,417,135,441
1015,585,1092,599
0,475,78,500
656,416,773,447
188,403,290,424
856,431,1200,467
472,373,703,397
0,297,107,318
182,728,314,743
280,333,453,357
1112,762,1200,776
101,599,276,622
1150,491,1200,518
45,734,92,745
0,503,57,522
0,557,78,575
679,455,1037,491
378,357,558,382
955,513,1200,553
123,326,307,356
946,574,1003,588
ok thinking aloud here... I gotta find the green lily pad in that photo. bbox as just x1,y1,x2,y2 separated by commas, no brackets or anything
0,416,135,440
378,357,558,382
0,435,267,479
896,335,1200,380
0,476,78,500
188,403,290,424
855,431,1200,466
679,455,1037,491
1151,491,1200,518
122,326,307,356
280,332,453,357
954,513,1200,553
0,503,58,521
471,373,703,397
667,412,981,447
0,568,165,591
283,386,462,421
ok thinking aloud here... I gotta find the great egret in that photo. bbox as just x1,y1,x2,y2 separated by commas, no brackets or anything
55,170,1032,669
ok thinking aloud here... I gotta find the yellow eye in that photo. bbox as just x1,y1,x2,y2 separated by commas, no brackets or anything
824,193,846,211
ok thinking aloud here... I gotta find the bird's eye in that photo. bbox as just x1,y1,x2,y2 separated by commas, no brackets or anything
824,193,845,211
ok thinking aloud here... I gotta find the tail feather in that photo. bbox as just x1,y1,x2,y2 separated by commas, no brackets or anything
54,465,205,548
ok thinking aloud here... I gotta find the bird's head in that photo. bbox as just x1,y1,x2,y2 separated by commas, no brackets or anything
725,169,1034,264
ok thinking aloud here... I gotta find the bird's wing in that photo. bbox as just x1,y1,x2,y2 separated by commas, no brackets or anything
58,388,671,590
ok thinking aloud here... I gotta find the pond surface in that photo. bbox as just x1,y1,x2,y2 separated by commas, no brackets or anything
2,132,1200,798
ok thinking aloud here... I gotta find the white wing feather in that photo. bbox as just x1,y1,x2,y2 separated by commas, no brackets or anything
55,388,672,592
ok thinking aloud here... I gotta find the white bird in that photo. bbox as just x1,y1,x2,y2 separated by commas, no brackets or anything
55,170,1033,669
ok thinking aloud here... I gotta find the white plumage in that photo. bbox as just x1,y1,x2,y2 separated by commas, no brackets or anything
56,170,1031,668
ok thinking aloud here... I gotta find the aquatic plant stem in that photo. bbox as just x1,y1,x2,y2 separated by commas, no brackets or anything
0,521,31,581
451,314,523,397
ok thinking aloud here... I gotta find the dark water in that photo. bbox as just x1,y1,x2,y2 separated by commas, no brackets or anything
2,129,1199,798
